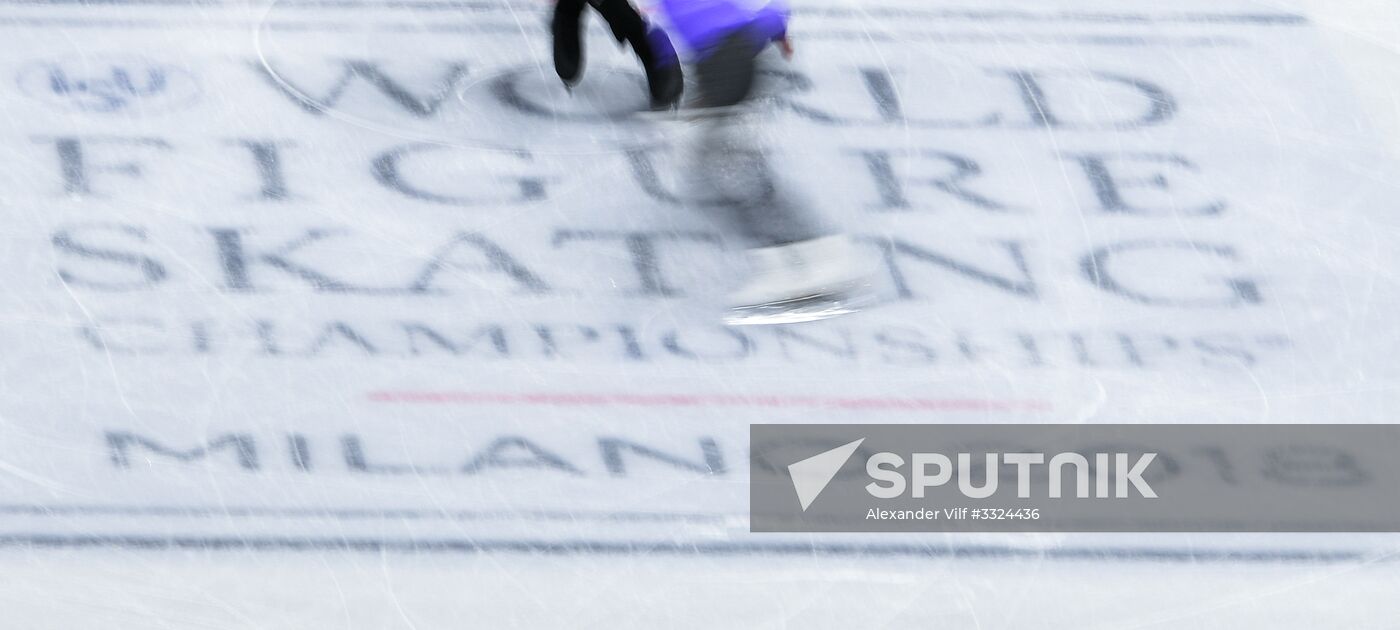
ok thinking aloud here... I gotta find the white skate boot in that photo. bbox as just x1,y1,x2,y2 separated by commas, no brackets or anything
724,235,875,325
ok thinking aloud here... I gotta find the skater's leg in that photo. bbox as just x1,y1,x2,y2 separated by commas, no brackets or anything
693,29,759,110
693,111,864,309
552,0,587,85
689,29,827,247
687,29,870,310
590,0,683,109
690,114,826,247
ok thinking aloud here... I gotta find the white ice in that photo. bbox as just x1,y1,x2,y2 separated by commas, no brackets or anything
0,0,1398,626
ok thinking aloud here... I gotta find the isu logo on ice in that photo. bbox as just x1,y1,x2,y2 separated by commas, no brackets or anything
788,439,1158,512
17,56,201,114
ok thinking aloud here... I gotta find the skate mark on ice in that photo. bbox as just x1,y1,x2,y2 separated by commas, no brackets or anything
0,504,726,523
0,534,1385,565
365,391,1052,412
0,17,1255,49
0,0,1312,28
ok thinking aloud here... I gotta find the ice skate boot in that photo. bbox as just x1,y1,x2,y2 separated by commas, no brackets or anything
725,235,875,325
551,1,585,88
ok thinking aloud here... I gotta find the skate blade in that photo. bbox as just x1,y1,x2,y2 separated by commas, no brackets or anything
725,291,876,326
632,102,756,124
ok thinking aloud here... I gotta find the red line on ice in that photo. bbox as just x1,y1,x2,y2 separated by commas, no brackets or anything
366,391,1050,412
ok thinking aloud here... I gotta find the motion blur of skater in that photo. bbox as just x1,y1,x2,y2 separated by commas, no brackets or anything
551,0,684,110
653,0,870,321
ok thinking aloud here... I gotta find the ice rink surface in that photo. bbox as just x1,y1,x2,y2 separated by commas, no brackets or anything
0,0,1399,626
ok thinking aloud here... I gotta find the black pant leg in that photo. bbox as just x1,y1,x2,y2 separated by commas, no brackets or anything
695,29,760,109
575,0,683,107
551,0,588,83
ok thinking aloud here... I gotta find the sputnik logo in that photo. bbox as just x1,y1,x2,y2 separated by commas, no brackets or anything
788,439,865,511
